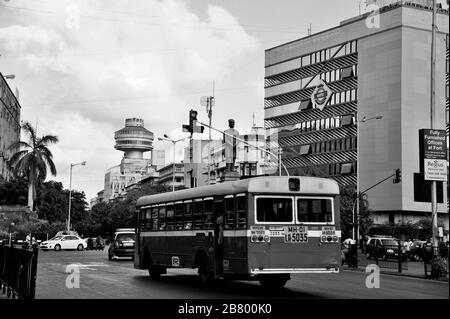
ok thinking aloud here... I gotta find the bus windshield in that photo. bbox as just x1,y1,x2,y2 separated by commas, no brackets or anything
256,197,293,223
297,198,333,223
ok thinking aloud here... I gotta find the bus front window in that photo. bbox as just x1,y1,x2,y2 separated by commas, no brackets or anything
256,197,293,223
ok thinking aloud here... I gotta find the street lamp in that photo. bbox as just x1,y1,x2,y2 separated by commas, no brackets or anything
68,161,86,233
4,74,15,79
158,135,185,192
354,114,383,245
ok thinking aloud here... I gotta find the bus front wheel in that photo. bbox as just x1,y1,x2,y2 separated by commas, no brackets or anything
258,274,289,289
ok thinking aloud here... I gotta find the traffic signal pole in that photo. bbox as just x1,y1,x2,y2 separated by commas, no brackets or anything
352,169,400,243
430,0,438,248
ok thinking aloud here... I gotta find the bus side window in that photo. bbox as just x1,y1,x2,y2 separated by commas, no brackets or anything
151,206,158,230
158,205,166,230
166,204,175,230
139,209,146,231
224,197,235,229
193,200,203,230
236,196,247,229
204,200,213,230
184,202,192,230
175,203,184,230
144,207,152,231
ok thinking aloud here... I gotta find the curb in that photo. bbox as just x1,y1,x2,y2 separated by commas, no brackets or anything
342,266,449,282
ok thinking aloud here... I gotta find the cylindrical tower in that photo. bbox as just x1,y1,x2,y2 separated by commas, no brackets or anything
114,118,153,159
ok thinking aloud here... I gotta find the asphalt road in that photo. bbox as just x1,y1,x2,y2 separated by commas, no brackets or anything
35,247,449,299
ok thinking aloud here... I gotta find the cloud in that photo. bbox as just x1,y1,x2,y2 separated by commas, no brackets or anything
0,0,261,201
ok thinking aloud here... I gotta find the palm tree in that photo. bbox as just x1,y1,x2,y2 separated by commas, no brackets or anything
8,121,58,211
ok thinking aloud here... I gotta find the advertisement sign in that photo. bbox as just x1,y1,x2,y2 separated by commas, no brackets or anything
419,129,447,182
311,80,332,111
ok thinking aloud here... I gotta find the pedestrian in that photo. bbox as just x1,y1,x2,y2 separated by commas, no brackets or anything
349,238,357,268
215,211,225,276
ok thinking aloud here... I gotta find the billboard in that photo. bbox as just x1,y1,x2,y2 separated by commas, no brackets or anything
419,129,447,182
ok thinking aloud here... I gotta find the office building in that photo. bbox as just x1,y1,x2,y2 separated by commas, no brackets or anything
264,2,449,228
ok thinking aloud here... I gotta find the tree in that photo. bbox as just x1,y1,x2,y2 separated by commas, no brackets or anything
8,122,58,211
339,186,373,240
0,177,27,205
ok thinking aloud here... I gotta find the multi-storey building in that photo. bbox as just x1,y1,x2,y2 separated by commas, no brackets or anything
206,126,275,182
264,2,449,229
0,73,21,182
157,163,185,188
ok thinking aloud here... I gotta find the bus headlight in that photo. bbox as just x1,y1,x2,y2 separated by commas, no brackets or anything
332,236,338,242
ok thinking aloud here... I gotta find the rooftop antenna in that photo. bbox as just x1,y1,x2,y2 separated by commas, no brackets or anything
252,113,256,127
307,23,312,36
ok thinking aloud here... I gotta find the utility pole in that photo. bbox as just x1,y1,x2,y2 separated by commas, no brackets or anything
201,84,215,185
430,0,438,248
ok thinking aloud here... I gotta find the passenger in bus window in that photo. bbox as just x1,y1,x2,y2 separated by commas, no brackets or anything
185,222,192,230
159,222,166,230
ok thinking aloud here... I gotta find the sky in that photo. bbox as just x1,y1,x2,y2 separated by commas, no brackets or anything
0,0,368,201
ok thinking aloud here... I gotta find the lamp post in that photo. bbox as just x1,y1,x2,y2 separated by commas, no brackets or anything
354,115,383,244
9,222,15,246
158,135,185,192
68,161,86,233
4,74,15,80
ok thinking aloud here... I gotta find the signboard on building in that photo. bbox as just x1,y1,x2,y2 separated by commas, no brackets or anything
419,129,447,182
311,80,332,111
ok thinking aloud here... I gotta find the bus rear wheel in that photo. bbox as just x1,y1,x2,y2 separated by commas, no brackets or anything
148,265,163,279
258,274,289,289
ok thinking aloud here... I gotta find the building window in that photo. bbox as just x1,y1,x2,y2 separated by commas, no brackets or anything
340,162,353,174
341,114,354,126
341,66,354,79
299,145,311,155
299,99,312,110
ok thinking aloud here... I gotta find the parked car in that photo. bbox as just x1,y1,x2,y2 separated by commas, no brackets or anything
407,240,426,261
40,235,87,251
365,237,406,261
55,230,80,237
108,229,135,260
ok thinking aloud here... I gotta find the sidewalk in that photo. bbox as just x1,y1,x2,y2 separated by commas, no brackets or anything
342,254,449,282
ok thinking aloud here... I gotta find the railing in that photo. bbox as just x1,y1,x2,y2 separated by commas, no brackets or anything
0,245,38,299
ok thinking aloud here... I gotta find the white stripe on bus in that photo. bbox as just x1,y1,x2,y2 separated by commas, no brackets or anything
140,230,341,238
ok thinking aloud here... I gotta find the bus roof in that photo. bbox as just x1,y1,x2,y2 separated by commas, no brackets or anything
136,176,339,207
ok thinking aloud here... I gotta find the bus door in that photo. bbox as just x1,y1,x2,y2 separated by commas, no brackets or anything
192,199,212,263
135,208,141,268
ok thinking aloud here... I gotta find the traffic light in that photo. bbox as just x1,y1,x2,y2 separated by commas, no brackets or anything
189,110,198,129
393,168,402,184
182,109,204,134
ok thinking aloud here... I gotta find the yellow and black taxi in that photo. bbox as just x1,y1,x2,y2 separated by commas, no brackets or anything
108,228,135,260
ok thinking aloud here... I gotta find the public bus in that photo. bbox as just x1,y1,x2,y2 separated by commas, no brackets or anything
134,176,341,288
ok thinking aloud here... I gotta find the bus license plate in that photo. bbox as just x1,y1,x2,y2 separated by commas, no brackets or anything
284,226,308,243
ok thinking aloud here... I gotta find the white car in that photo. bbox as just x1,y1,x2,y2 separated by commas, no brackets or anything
40,235,87,251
